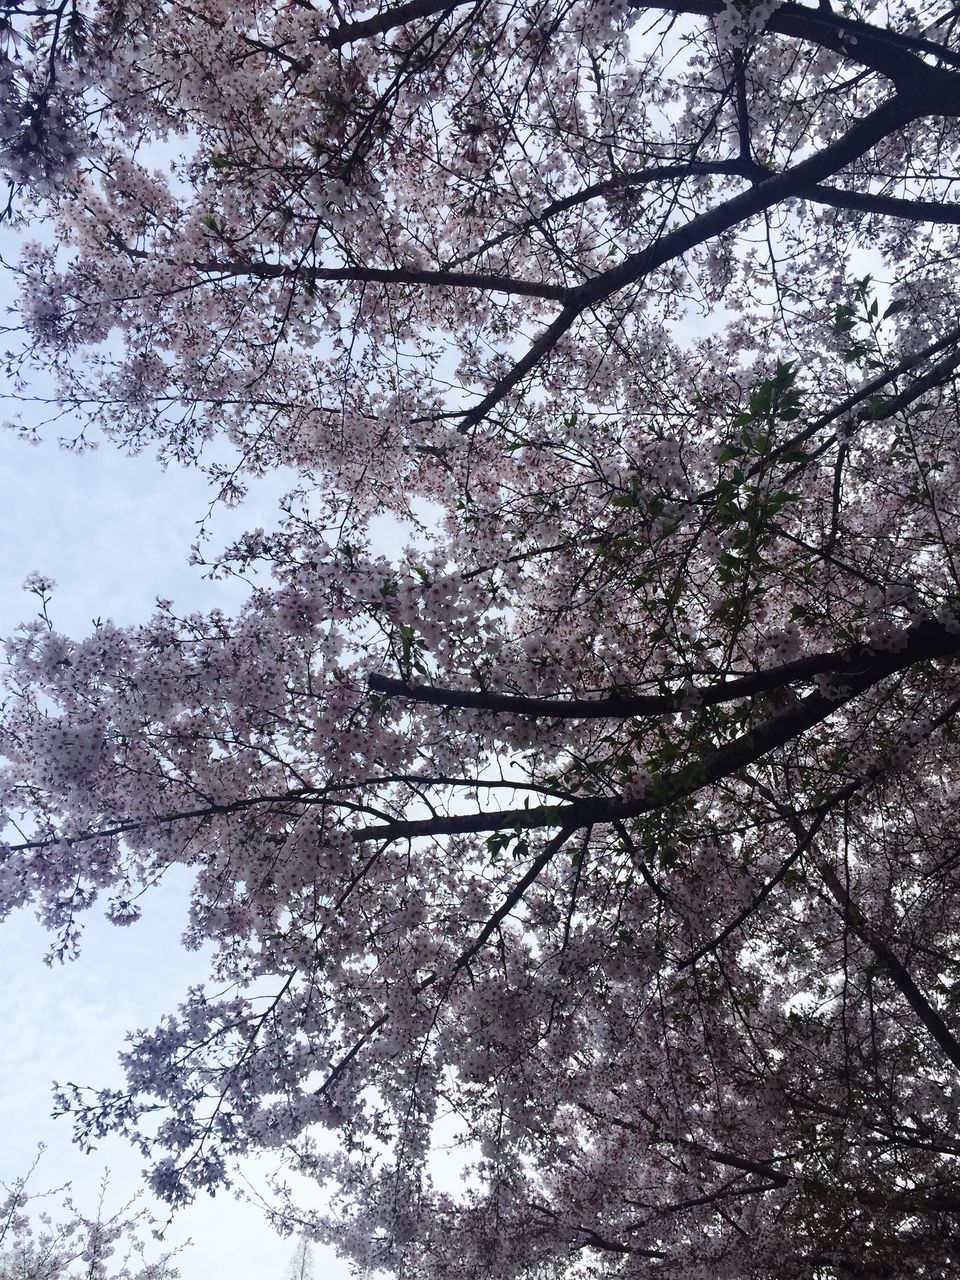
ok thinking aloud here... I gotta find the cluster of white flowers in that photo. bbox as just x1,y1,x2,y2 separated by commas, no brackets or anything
0,54,90,194
864,616,910,653
714,0,787,51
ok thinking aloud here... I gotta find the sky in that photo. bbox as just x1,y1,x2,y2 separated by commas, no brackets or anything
0,379,357,1277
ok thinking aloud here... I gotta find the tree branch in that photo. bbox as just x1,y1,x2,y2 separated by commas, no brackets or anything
191,258,569,302
458,94,918,430
808,185,960,224
369,618,960,720
322,0,468,49
633,1,960,84
360,618,960,841
816,858,960,1074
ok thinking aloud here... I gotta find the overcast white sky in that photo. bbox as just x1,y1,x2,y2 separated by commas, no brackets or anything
0,389,357,1276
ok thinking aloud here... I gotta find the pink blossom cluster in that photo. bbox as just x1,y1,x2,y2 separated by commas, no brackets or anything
0,1159,179,1280
714,1,786,52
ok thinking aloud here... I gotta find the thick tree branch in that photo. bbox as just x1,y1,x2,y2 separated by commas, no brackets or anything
458,94,917,430
191,258,569,301
573,96,917,308
322,0,467,49
633,1,960,85
360,618,960,841
110,233,570,303
369,618,959,719
447,170,960,280
808,184,960,224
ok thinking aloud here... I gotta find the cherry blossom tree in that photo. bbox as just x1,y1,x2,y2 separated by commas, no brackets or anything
5,0,960,1276
0,1159,179,1280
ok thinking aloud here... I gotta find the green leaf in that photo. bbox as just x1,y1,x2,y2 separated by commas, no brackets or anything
832,304,855,335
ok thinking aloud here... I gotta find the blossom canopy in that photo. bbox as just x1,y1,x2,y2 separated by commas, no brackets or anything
5,1,960,1277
